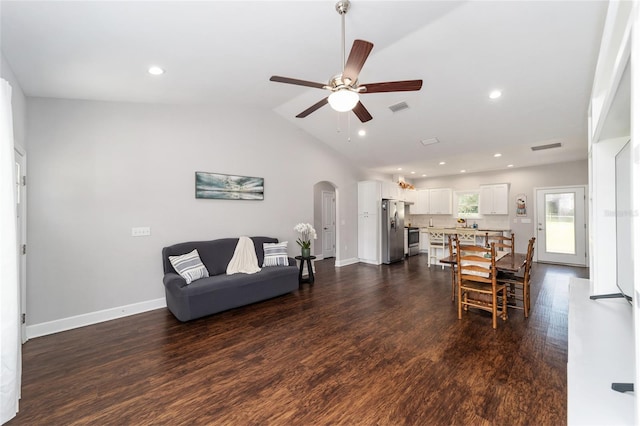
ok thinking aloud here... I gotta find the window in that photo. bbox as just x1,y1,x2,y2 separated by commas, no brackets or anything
455,191,480,219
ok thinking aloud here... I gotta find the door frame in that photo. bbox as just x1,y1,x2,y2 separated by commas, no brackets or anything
533,185,588,266
15,146,27,342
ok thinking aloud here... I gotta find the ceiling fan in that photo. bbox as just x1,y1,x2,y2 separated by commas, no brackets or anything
269,0,423,123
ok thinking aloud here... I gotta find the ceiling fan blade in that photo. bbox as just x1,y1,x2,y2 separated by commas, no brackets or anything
361,80,423,93
342,39,374,84
296,97,329,118
352,101,373,123
270,76,326,89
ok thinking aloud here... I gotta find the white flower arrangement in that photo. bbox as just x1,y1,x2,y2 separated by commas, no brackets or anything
294,223,317,249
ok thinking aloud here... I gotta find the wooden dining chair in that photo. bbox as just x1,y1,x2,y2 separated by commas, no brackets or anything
456,241,507,329
448,235,457,302
448,231,477,302
485,232,515,254
498,237,536,318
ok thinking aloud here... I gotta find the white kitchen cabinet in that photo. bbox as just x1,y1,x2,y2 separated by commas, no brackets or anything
358,213,379,264
419,231,430,252
428,188,452,214
411,189,430,214
381,180,400,200
358,181,381,264
479,184,509,215
358,181,381,215
403,189,417,204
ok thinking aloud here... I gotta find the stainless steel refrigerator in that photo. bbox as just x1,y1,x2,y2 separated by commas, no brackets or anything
381,199,405,264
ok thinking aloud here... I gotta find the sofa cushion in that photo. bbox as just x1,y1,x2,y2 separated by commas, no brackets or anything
168,249,209,284
162,237,280,277
263,241,289,267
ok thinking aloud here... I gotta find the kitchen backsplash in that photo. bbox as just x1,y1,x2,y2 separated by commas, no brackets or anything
405,211,511,230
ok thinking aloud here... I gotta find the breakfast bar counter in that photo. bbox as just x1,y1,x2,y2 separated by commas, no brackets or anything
419,227,511,266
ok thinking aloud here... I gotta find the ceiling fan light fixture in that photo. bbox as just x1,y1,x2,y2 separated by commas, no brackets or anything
328,89,359,112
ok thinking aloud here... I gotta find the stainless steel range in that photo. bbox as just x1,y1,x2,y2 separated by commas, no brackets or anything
407,227,420,256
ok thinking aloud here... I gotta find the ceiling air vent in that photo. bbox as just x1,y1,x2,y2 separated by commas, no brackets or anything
531,142,562,151
388,101,409,113
420,137,440,146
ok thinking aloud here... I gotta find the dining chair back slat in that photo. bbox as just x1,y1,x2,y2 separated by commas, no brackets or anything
455,239,508,329
485,232,515,253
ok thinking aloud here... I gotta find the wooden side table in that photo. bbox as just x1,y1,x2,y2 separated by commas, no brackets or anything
295,255,316,285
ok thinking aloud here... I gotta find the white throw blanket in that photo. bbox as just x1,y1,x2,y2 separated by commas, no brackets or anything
226,236,261,275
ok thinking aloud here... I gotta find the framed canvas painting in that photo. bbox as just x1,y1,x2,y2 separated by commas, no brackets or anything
195,172,264,200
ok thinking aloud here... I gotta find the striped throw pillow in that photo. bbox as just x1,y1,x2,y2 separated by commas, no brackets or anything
169,249,209,284
263,241,289,267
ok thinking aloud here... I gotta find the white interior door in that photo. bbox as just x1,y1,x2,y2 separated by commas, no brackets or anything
15,148,26,341
535,186,587,266
322,190,336,258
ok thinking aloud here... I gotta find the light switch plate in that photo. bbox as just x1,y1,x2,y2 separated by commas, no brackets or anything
132,227,151,237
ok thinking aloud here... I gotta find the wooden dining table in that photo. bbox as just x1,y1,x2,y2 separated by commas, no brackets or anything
439,252,528,273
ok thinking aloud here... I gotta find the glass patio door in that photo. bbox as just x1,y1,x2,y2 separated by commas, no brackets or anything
535,187,587,266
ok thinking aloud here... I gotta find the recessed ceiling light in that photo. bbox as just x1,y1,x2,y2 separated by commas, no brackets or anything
489,90,502,99
397,167,403,171
410,171,415,174
507,164,514,168
460,169,466,173
494,153,502,157
148,66,164,75
422,174,427,177
358,129,366,137
439,161,446,165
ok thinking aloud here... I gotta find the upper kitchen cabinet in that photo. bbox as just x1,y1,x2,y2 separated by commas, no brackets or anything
411,189,430,214
479,184,509,215
381,180,400,200
403,189,417,204
428,188,453,215
358,181,381,215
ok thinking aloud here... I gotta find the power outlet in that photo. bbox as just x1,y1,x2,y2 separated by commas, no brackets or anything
131,227,151,237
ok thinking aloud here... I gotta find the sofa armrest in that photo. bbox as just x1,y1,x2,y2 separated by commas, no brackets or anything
288,257,297,267
163,272,187,289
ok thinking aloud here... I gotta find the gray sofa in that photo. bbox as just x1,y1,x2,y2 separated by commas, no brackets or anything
162,236,298,321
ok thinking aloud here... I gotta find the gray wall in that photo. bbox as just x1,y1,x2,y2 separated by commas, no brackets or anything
411,160,588,253
26,97,364,325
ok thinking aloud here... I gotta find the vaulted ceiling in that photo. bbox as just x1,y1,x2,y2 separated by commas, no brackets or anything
0,1,608,178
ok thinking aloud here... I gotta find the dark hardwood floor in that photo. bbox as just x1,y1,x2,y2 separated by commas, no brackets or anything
9,255,588,425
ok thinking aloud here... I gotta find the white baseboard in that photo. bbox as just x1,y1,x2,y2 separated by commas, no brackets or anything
26,297,167,339
335,257,359,267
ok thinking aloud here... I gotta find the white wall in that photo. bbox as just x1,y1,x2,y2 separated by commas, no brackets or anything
26,97,364,328
410,160,588,254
